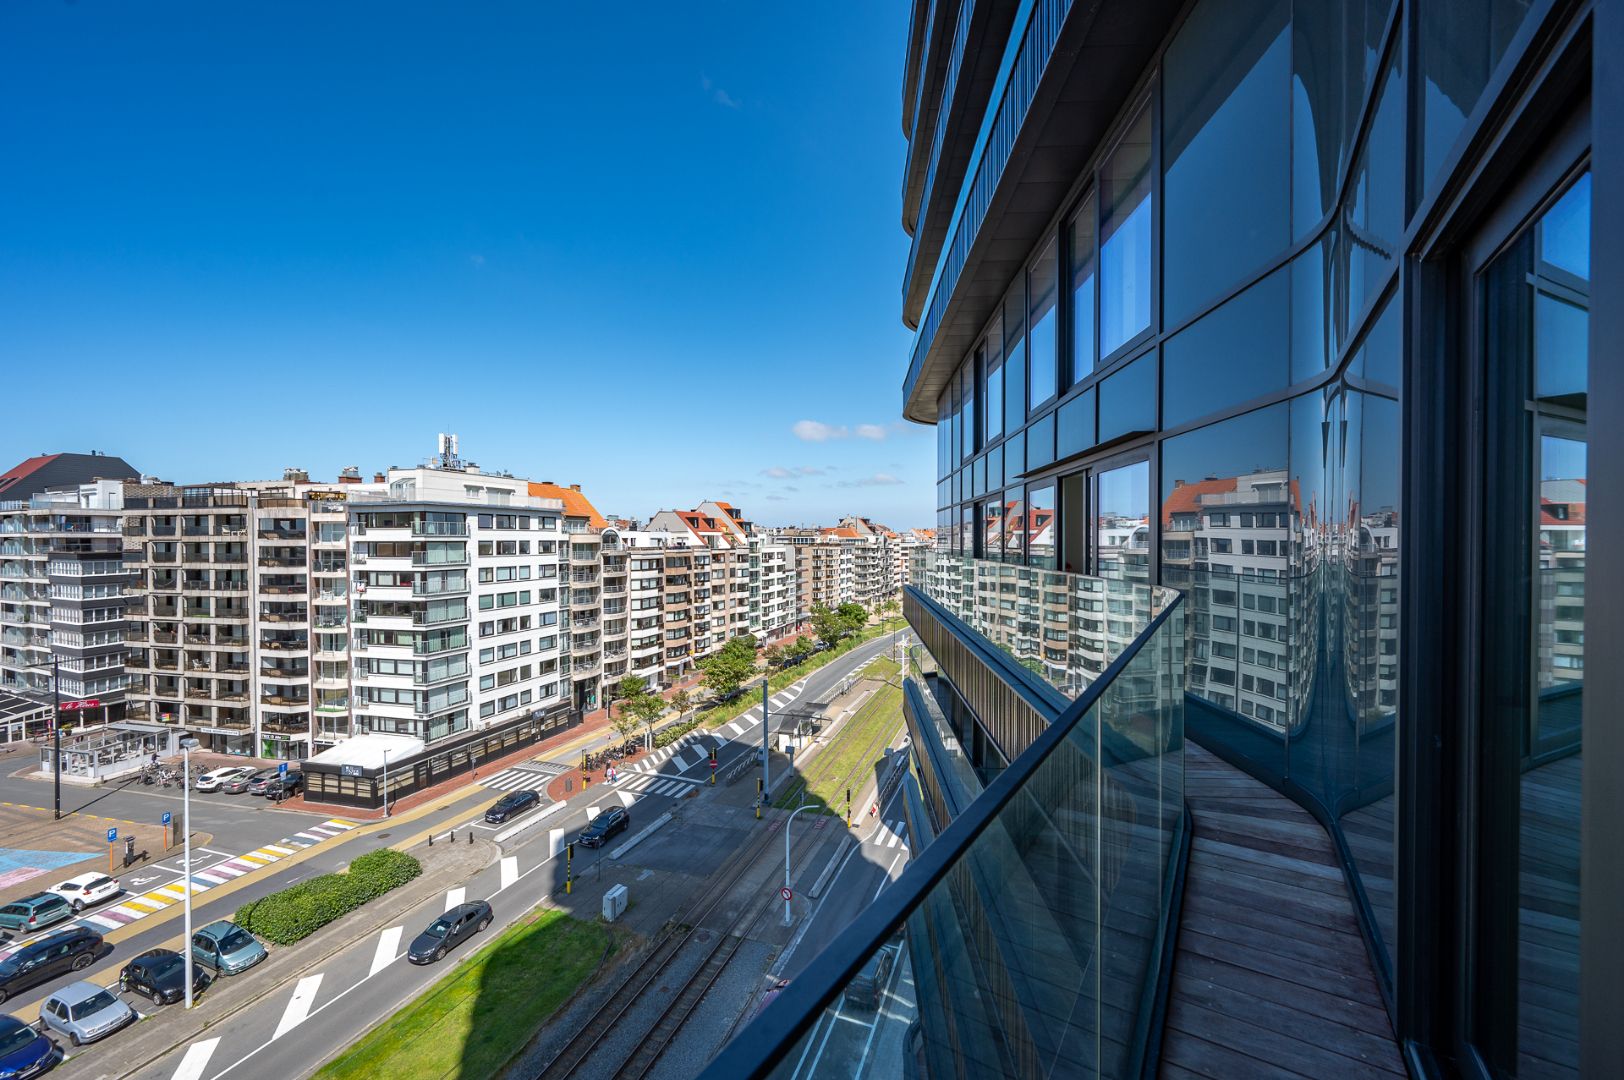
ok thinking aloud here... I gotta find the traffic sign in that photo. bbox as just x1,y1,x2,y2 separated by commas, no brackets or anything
60,699,101,711
279,762,288,775
106,827,117,843
162,811,172,827
780,886,793,901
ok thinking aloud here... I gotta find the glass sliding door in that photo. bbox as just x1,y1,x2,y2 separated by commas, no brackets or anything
1474,165,1588,1080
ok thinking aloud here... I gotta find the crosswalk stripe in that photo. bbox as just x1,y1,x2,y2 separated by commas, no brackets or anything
549,828,565,860
500,856,517,889
172,1037,220,1080
885,832,900,848
617,791,636,808
273,974,324,1040
445,887,465,911
585,806,600,821
371,927,402,978
655,780,682,796
726,721,746,737
264,844,297,856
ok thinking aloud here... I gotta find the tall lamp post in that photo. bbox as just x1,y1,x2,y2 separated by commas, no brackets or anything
784,798,816,926
26,658,63,820
179,737,200,1008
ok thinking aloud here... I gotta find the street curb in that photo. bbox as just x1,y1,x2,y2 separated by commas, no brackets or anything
808,837,853,899
68,838,498,1080
493,801,568,845
608,812,672,860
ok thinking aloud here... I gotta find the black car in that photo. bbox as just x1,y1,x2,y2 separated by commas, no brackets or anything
0,926,102,1006
407,901,492,964
842,944,897,1010
263,770,304,798
578,805,630,848
119,948,212,1006
483,789,540,824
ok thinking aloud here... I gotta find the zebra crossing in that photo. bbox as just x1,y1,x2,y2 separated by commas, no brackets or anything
869,818,910,850
480,762,704,797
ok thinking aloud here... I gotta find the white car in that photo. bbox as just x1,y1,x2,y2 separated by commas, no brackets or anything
47,873,121,913
195,765,257,792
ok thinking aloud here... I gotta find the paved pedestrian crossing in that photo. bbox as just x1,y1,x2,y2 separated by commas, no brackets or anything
870,818,910,850
477,768,551,793
0,818,359,960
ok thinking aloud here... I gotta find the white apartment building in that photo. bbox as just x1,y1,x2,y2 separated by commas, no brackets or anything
751,538,798,639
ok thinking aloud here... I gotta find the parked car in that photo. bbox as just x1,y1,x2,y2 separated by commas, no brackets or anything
841,944,897,1010
261,770,303,798
195,765,256,793
221,768,278,795
406,901,492,964
0,894,72,936
45,874,119,914
483,789,540,825
190,921,266,976
0,927,103,1005
0,1015,58,1079
577,805,630,848
246,769,297,796
119,948,211,1006
38,981,135,1046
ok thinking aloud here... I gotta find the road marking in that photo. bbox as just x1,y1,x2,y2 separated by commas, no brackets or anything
444,887,465,911
272,973,323,1040
549,828,565,859
726,721,747,737
500,856,517,889
171,1037,220,1080
370,927,402,978
585,806,600,821
617,791,636,808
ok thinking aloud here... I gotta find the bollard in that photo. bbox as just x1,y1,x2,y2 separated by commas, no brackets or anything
468,829,473,845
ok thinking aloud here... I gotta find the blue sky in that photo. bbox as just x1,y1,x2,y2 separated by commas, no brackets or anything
0,2,928,527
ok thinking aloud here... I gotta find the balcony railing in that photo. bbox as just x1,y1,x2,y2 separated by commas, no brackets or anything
708,577,1184,1080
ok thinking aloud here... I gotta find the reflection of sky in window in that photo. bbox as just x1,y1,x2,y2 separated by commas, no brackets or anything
1542,435,1586,482
1540,172,1590,280
1161,404,1289,498
1098,461,1148,519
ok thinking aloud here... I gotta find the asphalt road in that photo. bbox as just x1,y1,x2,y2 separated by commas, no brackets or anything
48,631,910,1080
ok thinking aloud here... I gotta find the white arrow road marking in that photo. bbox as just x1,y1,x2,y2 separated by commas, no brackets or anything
444,887,465,911
272,974,323,1040
171,1037,220,1080
549,828,565,859
370,927,402,978
500,856,517,889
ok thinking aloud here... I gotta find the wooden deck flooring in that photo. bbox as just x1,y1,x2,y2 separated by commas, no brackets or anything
1159,743,1405,1080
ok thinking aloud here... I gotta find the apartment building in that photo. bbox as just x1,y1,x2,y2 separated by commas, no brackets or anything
750,537,797,640
0,458,138,733
349,465,568,748
716,0,1614,1077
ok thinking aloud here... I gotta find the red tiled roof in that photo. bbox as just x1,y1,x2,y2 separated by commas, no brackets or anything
0,454,60,497
1160,478,1238,527
527,483,606,528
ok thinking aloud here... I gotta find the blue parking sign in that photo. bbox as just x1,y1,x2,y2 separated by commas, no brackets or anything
162,811,172,827
279,762,288,775
106,827,117,843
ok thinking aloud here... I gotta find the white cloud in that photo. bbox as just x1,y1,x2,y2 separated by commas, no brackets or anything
793,419,849,442
838,473,906,488
761,465,825,479
855,424,887,441
701,73,740,109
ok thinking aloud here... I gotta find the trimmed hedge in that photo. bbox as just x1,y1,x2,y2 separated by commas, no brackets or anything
653,717,703,749
236,848,422,946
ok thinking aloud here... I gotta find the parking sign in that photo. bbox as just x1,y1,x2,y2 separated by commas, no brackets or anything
162,811,172,827
106,827,117,843
279,762,288,775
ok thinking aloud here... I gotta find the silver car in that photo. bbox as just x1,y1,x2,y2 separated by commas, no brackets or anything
39,980,136,1046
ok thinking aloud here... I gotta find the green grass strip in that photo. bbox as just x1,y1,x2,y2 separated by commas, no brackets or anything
774,674,905,813
316,908,612,1080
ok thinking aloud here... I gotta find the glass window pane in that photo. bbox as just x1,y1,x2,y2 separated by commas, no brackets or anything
1163,268,1290,429
1098,351,1157,443
1342,46,1404,331
984,342,1004,441
1003,286,1026,436
1027,485,1056,569
1002,491,1024,563
1057,389,1096,460
1100,105,1153,356
1029,237,1059,407
1069,194,1098,385
1004,429,1026,482
1290,226,1338,382
1095,461,1150,581
1418,0,1534,204
1163,0,1291,322
1027,412,1056,470
980,501,1002,561
1292,0,1392,238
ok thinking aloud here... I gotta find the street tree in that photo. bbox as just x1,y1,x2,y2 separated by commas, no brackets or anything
836,602,868,634
810,603,845,647
700,646,755,701
670,687,694,718
763,642,785,668
626,693,666,749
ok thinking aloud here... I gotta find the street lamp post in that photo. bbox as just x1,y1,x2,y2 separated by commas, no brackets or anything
179,737,200,1009
382,747,390,817
26,658,64,820
784,799,816,926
